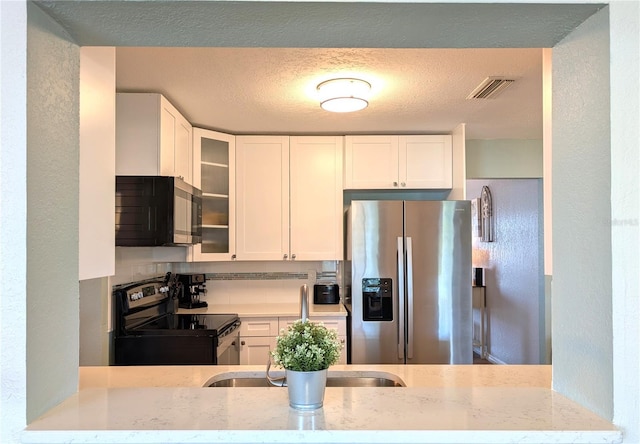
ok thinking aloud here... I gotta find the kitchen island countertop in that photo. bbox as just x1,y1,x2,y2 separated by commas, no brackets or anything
22,364,621,444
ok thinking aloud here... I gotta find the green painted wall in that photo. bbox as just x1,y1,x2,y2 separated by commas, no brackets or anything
466,139,543,179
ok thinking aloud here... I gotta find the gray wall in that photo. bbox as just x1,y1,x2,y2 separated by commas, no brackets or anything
25,3,80,422
467,179,544,364
552,8,613,419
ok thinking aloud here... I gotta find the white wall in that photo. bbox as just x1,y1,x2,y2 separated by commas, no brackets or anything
552,7,613,419
609,2,640,441
0,2,28,442
79,47,116,280
467,179,544,365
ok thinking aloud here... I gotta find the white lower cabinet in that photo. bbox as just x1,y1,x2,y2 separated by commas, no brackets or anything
238,317,278,366
278,316,347,365
239,336,277,366
239,315,347,365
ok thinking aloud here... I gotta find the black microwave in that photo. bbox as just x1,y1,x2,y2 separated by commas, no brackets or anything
116,176,202,246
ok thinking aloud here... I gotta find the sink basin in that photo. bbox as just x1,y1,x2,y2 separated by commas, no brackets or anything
204,371,406,388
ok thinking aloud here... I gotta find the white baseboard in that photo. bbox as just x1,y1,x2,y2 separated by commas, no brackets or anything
486,354,507,365
473,346,507,365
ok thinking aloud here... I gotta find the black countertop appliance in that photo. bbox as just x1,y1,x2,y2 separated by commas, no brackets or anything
313,283,340,304
176,273,208,309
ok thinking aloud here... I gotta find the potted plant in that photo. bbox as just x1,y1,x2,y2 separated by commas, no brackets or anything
268,319,342,410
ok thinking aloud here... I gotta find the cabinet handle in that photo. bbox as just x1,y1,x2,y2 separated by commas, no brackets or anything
393,181,398,187
401,182,406,187
241,341,246,346
340,339,345,344
231,254,236,260
283,254,288,260
291,254,296,260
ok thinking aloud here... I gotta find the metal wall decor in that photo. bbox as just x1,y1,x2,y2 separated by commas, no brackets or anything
480,186,494,242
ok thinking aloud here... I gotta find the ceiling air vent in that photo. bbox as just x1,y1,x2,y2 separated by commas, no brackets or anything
467,77,515,99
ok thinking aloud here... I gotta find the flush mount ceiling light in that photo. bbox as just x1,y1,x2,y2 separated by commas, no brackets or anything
317,78,371,113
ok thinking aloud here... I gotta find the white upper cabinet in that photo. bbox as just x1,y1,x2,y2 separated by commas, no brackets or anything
236,136,290,261
399,135,453,189
289,136,343,261
344,135,399,189
344,135,452,190
235,135,343,261
116,93,193,185
190,128,236,261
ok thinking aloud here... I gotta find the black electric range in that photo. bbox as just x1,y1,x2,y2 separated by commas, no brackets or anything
113,276,241,365
132,312,239,335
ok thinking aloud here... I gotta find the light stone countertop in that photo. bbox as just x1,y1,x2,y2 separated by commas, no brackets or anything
22,365,622,444
177,302,348,318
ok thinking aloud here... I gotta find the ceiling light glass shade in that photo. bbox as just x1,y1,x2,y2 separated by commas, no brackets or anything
317,78,371,113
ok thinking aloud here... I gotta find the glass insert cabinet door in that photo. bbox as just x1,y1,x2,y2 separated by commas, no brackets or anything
191,128,236,261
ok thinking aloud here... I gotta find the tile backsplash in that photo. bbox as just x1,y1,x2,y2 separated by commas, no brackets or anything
207,271,309,281
175,260,338,305
111,250,341,306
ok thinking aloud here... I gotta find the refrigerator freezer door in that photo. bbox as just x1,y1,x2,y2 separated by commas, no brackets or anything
404,200,473,364
349,201,404,364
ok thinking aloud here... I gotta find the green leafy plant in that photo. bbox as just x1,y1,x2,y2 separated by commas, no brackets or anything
271,320,342,372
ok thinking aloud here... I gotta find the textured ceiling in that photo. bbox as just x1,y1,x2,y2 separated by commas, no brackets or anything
116,47,543,138
37,1,605,139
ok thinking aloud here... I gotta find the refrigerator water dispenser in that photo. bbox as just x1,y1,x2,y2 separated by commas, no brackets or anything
362,278,393,321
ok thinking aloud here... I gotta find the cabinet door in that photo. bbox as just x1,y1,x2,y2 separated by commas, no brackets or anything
344,135,399,189
116,93,193,185
239,336,277,365
191,128,236,261
309,316,347,336
236,136,290,260
174,116,193,185
278,317,298,331
289,136,343,260
159,100,176,178
160,97,193,185
279,317,347,364
239,317,279,337
399,135,452,189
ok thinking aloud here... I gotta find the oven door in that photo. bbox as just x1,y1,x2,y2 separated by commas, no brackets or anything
217,326,240,365
114,334,216,365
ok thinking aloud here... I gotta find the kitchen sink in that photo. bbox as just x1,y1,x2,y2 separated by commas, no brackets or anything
204,371,406,388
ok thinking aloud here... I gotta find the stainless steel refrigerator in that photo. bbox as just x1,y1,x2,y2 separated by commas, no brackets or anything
346,200,472,364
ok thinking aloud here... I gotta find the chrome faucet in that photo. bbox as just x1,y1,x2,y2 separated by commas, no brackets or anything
300,284,309,322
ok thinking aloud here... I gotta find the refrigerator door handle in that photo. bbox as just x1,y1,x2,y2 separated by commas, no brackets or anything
406,236,414,360
397,236,405,360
